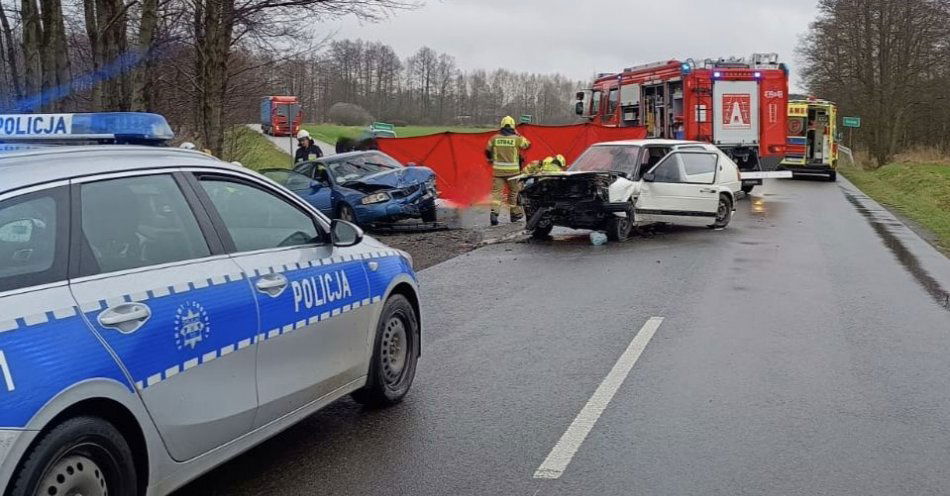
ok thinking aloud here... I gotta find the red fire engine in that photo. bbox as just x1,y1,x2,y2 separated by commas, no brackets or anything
576,53,789,191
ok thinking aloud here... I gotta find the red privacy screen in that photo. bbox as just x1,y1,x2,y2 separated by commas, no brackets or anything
377,123,647,205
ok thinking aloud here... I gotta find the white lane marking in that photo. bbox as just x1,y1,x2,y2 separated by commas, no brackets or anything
533,316,664,480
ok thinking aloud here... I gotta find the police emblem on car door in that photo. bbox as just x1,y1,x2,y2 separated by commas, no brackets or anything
193,174,374,427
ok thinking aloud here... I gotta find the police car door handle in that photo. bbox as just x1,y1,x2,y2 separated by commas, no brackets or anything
699,188,717,194
255,273,288,297
98,303,151,334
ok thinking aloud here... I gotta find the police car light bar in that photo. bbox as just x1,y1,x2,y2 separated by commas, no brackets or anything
0,112,175,144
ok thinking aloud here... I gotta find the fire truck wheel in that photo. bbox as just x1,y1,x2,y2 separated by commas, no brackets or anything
741,184,755,194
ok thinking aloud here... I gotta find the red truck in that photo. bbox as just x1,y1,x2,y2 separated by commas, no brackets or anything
576,53,789,192
260,96,303,136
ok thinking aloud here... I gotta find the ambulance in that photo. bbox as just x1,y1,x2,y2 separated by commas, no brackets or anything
780,97,839,181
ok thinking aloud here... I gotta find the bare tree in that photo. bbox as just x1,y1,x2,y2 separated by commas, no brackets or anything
0,1,22,102
799,0,950,164
21,0,42,99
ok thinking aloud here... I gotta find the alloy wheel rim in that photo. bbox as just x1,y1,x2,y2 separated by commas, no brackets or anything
38,453,108,496
381,316,408,385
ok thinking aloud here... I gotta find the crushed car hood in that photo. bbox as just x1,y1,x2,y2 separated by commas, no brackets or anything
521,171,637,203
521,171,617,200
344,166,435,192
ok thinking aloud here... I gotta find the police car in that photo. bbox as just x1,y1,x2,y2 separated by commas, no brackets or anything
0,113,421,496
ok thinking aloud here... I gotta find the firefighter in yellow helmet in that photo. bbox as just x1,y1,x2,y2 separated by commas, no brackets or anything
485,116,531,225
523,155,566,175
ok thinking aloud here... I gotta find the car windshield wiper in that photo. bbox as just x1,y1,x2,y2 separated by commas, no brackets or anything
363,161,395,169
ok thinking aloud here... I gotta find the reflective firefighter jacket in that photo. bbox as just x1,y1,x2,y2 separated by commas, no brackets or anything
487,133,531,175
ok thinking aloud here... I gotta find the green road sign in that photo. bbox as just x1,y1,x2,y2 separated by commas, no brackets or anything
842,117,861,128
371,122,395,131
519,114,532,124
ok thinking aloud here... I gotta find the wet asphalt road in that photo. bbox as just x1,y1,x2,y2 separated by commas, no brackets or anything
175,177,950,496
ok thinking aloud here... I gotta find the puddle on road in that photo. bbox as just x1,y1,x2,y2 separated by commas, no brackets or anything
844,191,950,312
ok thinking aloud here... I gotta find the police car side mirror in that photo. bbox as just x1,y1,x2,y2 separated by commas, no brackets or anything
309,180,325,192
331,219,363,247
642,172,656,182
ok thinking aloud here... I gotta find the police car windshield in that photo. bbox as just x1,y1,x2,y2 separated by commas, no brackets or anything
569,145,641,177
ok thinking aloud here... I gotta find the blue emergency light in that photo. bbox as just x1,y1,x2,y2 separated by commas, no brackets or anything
0,112,174,145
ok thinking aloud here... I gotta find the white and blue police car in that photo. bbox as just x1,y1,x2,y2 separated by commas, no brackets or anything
0,113,421,496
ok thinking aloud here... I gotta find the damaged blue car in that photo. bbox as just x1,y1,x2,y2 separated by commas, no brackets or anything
262,150,438,226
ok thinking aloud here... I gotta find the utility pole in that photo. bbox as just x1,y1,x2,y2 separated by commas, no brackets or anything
284,102,294,168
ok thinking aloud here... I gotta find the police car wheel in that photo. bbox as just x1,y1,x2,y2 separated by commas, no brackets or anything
11,416,136,496
352,295,419,408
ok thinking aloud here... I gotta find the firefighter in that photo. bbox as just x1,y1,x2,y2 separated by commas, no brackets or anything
485,115,531,225
295,130,324,163
523,155,565,175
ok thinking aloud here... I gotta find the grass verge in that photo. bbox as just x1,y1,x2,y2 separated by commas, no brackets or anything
222,126,292,171
840,160,950,253
303,124,493,145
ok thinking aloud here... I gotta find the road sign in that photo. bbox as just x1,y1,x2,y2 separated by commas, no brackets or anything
842,116,861,128
519,114,532,124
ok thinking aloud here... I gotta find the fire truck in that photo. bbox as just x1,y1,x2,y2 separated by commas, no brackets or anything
575,53,790,192
780,97,839,181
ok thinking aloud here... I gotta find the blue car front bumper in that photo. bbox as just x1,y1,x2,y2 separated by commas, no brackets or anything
354,187,437,224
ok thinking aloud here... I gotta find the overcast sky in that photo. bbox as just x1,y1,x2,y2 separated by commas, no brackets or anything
318,0,820,92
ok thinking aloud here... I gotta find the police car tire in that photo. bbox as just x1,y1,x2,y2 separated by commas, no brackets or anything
10,416,137,496
352,295,419,408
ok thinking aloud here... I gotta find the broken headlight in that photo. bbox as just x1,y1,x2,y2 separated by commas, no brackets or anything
360,192,391,205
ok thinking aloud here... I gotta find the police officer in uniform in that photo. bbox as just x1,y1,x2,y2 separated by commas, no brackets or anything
485,116,530,225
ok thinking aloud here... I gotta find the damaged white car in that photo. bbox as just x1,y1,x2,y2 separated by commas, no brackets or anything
519,140,743,241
